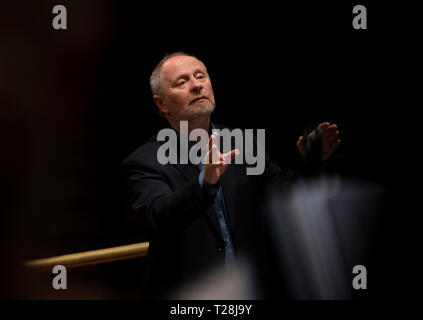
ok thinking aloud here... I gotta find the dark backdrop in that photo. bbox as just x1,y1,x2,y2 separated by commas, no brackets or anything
0,0,417,299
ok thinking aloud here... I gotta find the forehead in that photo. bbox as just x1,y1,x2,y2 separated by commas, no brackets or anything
161,56,206,80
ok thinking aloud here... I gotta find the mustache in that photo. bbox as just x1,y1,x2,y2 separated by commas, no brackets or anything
189,95,208,104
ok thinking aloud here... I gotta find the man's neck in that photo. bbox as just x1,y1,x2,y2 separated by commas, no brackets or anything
168,116,211,137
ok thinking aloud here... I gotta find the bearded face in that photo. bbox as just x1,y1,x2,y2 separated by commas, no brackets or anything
155,55,216,121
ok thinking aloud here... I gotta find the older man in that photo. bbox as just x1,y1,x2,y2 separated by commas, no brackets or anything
122,52,340,298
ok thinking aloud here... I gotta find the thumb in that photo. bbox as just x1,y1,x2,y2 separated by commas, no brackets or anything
297,136,306,157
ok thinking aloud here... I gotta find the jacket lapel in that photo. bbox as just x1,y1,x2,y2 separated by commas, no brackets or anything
172,162,199,182
171,158,223,245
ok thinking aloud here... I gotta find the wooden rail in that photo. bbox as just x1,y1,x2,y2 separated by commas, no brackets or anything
24,242,149,271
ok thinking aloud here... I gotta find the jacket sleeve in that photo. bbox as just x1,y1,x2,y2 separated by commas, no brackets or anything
122,154,216,233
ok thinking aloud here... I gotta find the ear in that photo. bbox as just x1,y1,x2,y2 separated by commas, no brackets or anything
153,95,168,115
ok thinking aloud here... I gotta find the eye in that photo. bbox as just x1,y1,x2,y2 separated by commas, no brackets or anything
196,73,205,79
177,80,186,86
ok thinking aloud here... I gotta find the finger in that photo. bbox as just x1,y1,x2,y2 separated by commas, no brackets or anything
324,137,338,152
209,162,225,168
323,130,339,142
316,122,330,134
324,133,339,149
322,130,339,140
327,124,338,132
223,149,240,164
332,130,340,139
321,125,338,136
328,138,341,152
207,133,220,163
230,149,240,159
208,132,218,152
323,133,340,147
211,144,220,164
205,150,211,165
318,122,330,129
206,144,220,164
296,136,306,157
207,134,213,151
322,139,341,161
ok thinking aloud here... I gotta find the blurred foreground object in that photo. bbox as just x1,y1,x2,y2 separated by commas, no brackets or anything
266,175,384,299
171,257,259,300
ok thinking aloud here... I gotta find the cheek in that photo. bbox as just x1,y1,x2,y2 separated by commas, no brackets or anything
169,91,190,107
183,89,194,104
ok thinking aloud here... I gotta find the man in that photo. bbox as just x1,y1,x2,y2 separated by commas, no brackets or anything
122,52,341,298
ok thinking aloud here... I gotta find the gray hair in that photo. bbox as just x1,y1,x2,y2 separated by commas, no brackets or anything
150,52,208,118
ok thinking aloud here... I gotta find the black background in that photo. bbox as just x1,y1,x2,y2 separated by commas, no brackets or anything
0,0,419,299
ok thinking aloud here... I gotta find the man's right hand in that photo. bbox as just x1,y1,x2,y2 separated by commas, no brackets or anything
204,132,239,185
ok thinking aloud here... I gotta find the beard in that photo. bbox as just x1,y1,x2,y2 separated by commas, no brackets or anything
178,101,215,120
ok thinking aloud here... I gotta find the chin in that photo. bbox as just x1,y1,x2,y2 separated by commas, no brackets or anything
182,104,215,119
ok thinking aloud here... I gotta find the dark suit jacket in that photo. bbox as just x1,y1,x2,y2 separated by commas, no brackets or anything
122,124,297,297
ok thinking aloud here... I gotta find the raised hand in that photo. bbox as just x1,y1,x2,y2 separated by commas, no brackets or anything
204,132,240,184
296,122,341,161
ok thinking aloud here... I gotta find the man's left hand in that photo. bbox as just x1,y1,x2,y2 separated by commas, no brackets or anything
296,122,341,161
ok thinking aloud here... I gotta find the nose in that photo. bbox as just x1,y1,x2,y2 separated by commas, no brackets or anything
190,77,203,93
